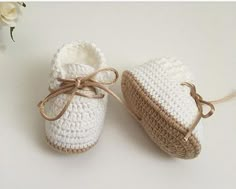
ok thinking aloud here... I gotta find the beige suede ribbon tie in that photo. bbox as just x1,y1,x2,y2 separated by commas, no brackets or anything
182,82,236,141
38,68,120,121
181,82,215,141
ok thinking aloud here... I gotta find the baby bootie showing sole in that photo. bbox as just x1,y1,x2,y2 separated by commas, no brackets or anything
42,41,111,153
121,58,203,159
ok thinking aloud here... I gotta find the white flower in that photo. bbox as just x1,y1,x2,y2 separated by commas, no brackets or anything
0,2,19,27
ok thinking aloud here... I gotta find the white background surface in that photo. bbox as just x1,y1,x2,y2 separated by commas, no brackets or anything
1,2,236,189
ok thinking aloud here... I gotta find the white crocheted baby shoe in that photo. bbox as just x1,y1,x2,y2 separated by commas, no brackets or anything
121,58,205,159
39,41,115,153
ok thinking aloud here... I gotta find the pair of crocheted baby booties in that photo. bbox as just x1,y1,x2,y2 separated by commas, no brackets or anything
38,41,206,159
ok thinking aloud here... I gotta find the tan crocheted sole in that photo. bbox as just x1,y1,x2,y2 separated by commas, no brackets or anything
46,137,97,154
121,71,201,159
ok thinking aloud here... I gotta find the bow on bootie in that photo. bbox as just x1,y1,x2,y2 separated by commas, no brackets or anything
181,82,215,141
38,68,119,121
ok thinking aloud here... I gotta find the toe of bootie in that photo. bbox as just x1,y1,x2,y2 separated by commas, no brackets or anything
45,93,107,153
121,58,203,159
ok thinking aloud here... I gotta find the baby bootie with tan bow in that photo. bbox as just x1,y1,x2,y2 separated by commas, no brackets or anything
121,57,236,159
38,41,118,153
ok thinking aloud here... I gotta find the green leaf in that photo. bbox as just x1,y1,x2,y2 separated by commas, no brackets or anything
10,27,15,42
18,2,26,7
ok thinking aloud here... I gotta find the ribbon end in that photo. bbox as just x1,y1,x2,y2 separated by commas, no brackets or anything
37,101,42,107
184,131,192,142
184,136,189,142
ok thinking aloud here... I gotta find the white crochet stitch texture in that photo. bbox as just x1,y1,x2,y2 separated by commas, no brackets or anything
130,57,204,143
45,41,109,152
